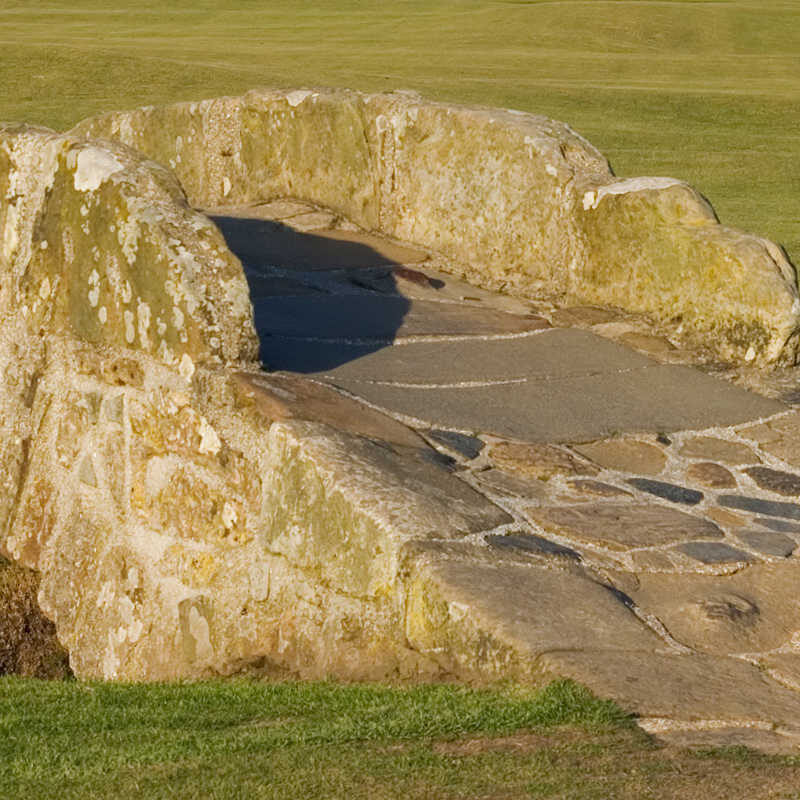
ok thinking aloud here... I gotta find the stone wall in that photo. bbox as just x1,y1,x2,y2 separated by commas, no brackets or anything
0,124,512,680
73,88,800,365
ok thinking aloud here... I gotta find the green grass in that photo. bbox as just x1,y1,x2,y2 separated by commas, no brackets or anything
1,1,799,261
3,676,800,800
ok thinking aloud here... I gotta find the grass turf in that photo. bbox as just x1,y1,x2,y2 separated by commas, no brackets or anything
1,1,798,261
3,676,800,799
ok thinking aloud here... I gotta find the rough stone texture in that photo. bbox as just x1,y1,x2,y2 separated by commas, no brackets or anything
626,478,703,505
744,466,800,496
686,462,737,489
679,436,760,465
526,504,723,551
402,541,662,682
539,650,800,730
626,564,800,655
736,530,796,558
489,442,598,480
677,542,752,565
73,88,800,365
574,439,667,476
565,479,632,498
0,558,70,678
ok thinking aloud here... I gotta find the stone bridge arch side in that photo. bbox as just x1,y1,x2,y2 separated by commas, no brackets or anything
72,87,800,367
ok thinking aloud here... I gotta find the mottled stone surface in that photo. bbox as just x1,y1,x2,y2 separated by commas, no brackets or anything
677,542,752,565
472,469,549,501
489,442,597,480
574,440,667,476
427,430,484,460
736,530,796,558
565,479,632,498
679,436,760,465
74,89,800,365
744,466,800,496
719,495,800,520
526,504,723,551
626,478,703,505
485,533,580,561
686,462,736,489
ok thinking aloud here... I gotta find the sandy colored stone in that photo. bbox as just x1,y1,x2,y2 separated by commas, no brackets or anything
617,331,677,358
539,649,800,728
73,89,800,365
232,371,426,448
760,652,800,692
736,422,782,445
573,439,667,476
526,504,723,551
648,726,800,756
679,435,760,465
705,507,748,528
403,541,661,681
489,442,598,480
686,462,737,489
625,563,800,656
565,479,632,498
550,306,621,327
472,469,549,502
630,549,678,572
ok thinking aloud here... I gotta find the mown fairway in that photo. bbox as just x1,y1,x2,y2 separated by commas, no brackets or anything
1,0,799,260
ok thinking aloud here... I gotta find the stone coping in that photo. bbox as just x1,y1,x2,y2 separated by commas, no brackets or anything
72,87,800,366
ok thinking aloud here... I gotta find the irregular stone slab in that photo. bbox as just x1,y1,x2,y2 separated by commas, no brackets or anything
331,366,784,444
736,530,796,558
640,721,800,756
261,328,651,384
485,533,580,561
760,653,800,692
538,650,800,728
211,213,428,271
626,564,800,655
744,466,800,496
617,332,677,358
677,541,753,565
626,478,703,505
686,462,736,489
679,436,760,465
526,504,723,551
472,469,549,502
755,517,800,533
427,430,484,460
282,209,338,232
550,306,621,327
489,442,598,480
253,296,547,342
706,507,748,528
719,495,800,520
403,541,662,681
565,479,632,498
232,372,427,449
649,726,800,756
574,439,667,476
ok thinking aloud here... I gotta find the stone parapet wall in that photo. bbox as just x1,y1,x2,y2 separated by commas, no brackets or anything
73,88,800,365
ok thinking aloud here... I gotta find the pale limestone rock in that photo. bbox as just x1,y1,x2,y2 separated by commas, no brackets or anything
72,88,800,365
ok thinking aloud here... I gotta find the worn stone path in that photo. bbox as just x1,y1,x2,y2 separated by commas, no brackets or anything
210,199,800,753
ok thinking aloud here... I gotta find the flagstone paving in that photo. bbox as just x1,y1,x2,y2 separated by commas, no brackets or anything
209,199,800,752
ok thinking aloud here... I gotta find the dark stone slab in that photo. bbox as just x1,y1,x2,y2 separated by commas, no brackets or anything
427,429,485,460
626,478,704,505
719,495,800,520
754,517,800,533
678,541,754,564
736,530,796,558
743,466,800,497
486,533,581,560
